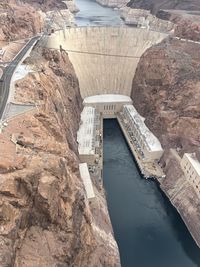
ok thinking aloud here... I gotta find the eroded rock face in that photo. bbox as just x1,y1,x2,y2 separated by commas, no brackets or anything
124,2,200,41
131,38,200,156
126,0,200,14
131,36,200,245
0,49,120,266
0,1,45,41
24,0,66,11
157,10,200,41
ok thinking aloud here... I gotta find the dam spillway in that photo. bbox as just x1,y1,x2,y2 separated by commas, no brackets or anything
46,27,167,98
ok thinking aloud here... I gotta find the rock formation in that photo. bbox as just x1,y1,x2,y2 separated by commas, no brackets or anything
0,47,120,266
126,0,200,14
131,30,200,246
131,37,200,155
157,10,200,41
21,0,67,12
0,1,45,41
0,0,120,265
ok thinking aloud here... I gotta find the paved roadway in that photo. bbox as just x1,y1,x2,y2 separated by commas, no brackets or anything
0,36,40,120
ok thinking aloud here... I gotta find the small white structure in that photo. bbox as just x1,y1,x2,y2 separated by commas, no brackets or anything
79,163,95,200
181,153,200,196
83,94,132,118
77,106,100,164
120,105,163,161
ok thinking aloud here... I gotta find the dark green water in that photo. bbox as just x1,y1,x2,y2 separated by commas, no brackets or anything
103,119,200,267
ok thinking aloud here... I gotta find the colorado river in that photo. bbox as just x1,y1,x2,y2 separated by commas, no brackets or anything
74,0,123,26
103,120,200,267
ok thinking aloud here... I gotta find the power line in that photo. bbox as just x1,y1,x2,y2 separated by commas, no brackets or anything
37,44,200,60
38,46,144,58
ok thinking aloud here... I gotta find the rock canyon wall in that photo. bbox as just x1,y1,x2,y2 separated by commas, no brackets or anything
0,47,120,267
126,0,200,14
131,36,200,245
0,1,45,41
131,38,200,155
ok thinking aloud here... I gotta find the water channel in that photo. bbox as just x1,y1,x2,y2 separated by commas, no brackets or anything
73,2,200,266
103,120,200,267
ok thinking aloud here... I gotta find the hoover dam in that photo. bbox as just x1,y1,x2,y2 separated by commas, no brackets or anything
46,27,167,97
0,0,200,266
46,24,200,267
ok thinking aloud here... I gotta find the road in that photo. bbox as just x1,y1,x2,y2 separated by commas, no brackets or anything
0,36,40,120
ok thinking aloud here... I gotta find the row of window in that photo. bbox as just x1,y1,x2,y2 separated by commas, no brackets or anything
184,164,198,182
122,110,147,152
103,105,116,111
183,162,200,195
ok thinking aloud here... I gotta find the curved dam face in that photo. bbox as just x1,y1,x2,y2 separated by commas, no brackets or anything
46,27,167,98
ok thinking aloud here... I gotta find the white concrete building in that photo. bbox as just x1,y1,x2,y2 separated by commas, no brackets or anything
79,163,95,201
181,153,200,196
77,106,101,164
120,105,163,161
83,94,132,118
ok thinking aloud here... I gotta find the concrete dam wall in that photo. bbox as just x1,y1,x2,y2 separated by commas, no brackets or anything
46,27,168,98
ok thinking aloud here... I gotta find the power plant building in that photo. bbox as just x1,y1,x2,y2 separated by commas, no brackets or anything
77,106,101,164
120,105,163,161
181,153,200,196
83,94,132,118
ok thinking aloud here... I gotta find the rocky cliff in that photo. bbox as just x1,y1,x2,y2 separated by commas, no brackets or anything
131,34,200,246
126,0,200,14
125,0,200,40
157,10,200,41
0,1,45,41
22,0,67,11
0,47,120,267
131,38,200,156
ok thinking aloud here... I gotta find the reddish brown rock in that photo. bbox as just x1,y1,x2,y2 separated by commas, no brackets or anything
0,1,44,41
0,49,120,267
126,0,200,14
131,38,200,156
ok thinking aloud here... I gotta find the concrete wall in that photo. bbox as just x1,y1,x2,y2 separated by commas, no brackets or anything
120,105,163,161
46,27,167,98
181,153,200,196
84,101,132,117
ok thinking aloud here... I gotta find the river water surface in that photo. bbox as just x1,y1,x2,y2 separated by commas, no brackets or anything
103,120,200,267
73,2,200,266
75,0,123,26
